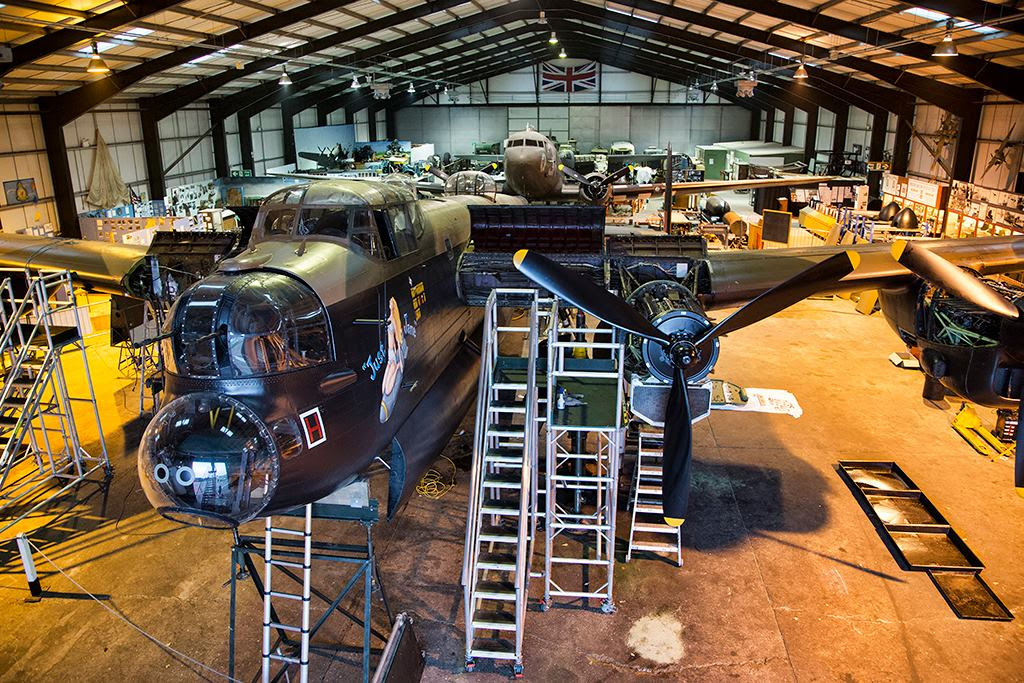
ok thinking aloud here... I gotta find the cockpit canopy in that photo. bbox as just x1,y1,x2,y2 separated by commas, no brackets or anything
253,180,423,260
163,271,332,379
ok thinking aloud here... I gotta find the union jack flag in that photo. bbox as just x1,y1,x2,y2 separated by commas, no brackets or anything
540,61,598,93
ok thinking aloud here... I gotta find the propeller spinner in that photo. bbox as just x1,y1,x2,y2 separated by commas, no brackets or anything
513,249,860,526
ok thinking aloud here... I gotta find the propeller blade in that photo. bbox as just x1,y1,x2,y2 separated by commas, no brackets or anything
602,165,632,186
661,366,692,526
423,163,449,182
477,161,499,173
697,251,861,345
892,240,1019,319
558,163,589,185
513,250,670,344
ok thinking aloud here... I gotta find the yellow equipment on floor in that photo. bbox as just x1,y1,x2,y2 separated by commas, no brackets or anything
952,403,1015,461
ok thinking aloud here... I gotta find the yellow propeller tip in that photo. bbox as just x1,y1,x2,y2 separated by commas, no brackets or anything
891,239,908,261
558,163,564,170
847,251,861,270
664,517,685,527
1016,487,1024,499
513,249,528,268
490,163,497,169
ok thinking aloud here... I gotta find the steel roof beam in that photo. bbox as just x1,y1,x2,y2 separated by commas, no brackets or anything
544,0,970,112
37,0,375,125
600,0,1022,100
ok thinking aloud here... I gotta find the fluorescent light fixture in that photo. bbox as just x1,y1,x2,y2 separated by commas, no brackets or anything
549,32,558,45
933,19,958,56
278,66,292,85
86,42,110,74
558,48,567,58
794,62,809,79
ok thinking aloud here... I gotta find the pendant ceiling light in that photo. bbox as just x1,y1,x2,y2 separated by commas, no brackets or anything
86,42,110,74
350,74,361,89
794,62,809,79
710,81,718,92
549,32,559,45
407,82,415,94
933,19,958,57
558,48,567,59
278,66,292,86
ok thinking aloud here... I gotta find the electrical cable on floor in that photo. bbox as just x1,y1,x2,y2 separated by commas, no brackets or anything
415,455,457,499
26,540,240,682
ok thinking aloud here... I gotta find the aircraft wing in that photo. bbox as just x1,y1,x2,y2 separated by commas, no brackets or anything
0,232,153,298
700,236,1024,310
605,174,850,199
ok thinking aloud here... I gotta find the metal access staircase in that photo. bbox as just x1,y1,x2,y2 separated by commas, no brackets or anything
626,425,683,566
0,268,109,536
463,289,545,677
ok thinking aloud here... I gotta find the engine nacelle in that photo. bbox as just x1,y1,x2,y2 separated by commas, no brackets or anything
626,280,719,383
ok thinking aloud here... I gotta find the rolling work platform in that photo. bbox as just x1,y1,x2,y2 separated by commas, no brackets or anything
541,301,624,613
0,268,109,537
463,288,545,677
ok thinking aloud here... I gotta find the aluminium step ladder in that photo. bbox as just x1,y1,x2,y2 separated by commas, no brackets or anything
261,506,313,683
463,289,545,677
626,426,683,566
541,299,625,614
0,268,109,536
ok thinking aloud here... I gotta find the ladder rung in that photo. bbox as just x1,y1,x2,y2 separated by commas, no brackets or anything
268,527,306,536
486,427,524,438
268,591,304,600
636,486,661,495
485,453,523,465
551,522,611,531
267,622,304,633
633,523,680,534
268,559,305,569
551,475,614,483
492,382,527,390
549,590,608,599
635,504,664,514
630,542,680,553
638,466,663,476
489,401,526,413
469,646,517,660
549,557,609,565
268,653,302,664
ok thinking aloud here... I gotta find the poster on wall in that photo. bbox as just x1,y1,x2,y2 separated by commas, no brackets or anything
294,124,356,171
352,140,412,164
4,178,37,205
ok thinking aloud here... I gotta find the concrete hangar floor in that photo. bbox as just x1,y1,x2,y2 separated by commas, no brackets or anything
1,293,1022,681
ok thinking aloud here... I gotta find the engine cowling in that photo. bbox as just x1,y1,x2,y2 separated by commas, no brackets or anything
625,280,719,383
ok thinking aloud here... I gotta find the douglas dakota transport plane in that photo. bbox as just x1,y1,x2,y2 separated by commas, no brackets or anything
0,177,1022,531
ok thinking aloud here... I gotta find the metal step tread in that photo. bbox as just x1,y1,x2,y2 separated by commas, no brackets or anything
17,324,79,348
633,523,681,534
634,503,664,514
471,610,517,630
636,485,661,495
474,580,516,599
477,551,517,570
480,498,520,515
469,638,516,659
489,401,527,413
483,472,523,489
630,541,681,553
486,425,525,438
478,525,519,543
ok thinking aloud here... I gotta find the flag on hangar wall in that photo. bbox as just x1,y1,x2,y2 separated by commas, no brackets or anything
540,61,598,93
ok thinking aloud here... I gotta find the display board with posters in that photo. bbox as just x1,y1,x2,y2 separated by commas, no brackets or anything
948,181,1024,236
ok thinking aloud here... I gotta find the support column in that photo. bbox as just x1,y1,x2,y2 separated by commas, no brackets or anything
803,106,818,165
39,110,79,238
749,109,761,140
316,106,329,127
238,112,255,174
210,103,229,179
282,103,297,166
367,109,377,142
763,107,775,142
892,106,912,176
867,110,888,198
385,108,396,140
832,104,849,155
140,107,165,202
782,106,794,147
951,102,981,182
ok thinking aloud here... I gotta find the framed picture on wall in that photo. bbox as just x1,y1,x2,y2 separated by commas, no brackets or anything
3,178,37,205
